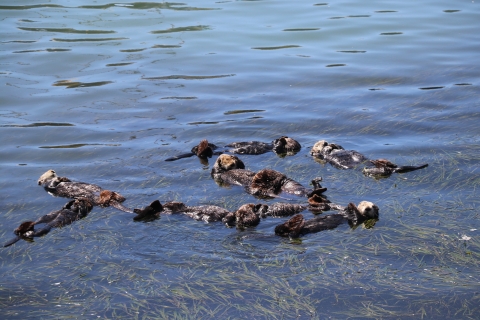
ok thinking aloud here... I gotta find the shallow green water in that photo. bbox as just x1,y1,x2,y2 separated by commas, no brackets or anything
1,0,479,319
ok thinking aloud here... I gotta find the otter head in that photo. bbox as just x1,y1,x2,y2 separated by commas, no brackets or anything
38,169,57,185
250,169,285,197
310,140,329,156
308,194,329,206
194,139,214,158
233,203,262,229
14,221,36,237
357,201,379,219
272,136,301,155
372,159,397,169
274,214,305,238
98,190,126,207
211,154,245,174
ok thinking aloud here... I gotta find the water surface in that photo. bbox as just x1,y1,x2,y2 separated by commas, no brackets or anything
1,0,479,318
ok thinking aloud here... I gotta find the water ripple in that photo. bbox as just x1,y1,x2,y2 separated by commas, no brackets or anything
1,122,74,128
79,2,219,11
52,37,128,42
152,44,182,48
143,74,234,80
283,28,320,32
151,25,210,34
252,45,301,50
106,62,134,67
224,109,265,115
161,96,198,100
380,32,403,35
53,80,113,88
0,4,64,9
14,48,71,53
18,27,115,34
337,50,366,53
39,143,120,149
419,86,444,90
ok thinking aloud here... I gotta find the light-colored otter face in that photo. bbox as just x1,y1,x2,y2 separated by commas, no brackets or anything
357,201,379,219
213,154,245,172
311,140,328,154
38,169,57,185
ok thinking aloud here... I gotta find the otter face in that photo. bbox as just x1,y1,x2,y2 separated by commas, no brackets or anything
272,136,301,154
310,140,328,155
372,159,397,169
98,190,126,207
357,201,379,219
38,169,57,185
274,214,305,237
14,221,36,236
195,139,214,158
234,203,261,228
213,154,245,172
250,169,285,196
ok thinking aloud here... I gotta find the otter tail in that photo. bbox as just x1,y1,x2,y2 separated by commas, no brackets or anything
165,152,196,161
394,163,428,173
3,236,21,247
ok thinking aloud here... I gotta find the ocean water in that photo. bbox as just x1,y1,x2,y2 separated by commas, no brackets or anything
1,0,479,318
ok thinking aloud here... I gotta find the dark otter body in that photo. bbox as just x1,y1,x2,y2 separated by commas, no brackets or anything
133,200,164,222
165,136,301,162
222,204,263,229
362,159,429,177
38,170,133,213
275,201,379,238
4,198,93,247
211,155,326,199
311,140,428,177
165,139,220,162
163,201,232,223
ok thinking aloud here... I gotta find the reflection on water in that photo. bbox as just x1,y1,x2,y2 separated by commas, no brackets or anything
1,0,480,318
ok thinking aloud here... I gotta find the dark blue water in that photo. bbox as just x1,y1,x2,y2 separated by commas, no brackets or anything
1,0,479,318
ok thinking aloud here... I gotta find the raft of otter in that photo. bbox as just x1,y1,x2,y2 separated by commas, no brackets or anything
4,136,431,247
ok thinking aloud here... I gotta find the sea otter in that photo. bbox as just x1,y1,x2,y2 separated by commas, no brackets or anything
274,201,379,238
362,159,429,177
307,193,345,213
310,140,368,169
38,170,133,213
164,139,220,162
162,201,232,223
164,136,301,161
222,203,263,229
132,200,164,222
211,154,326,199
3,198,93,247
311,140,428,177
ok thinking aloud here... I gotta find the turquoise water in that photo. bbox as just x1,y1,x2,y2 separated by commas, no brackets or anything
1,0,479,318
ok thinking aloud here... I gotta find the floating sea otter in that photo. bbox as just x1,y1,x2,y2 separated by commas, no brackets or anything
3,198,93,247
132,200,164,222
211,154,326,199
164,136,301,162
38,169,134,213
310,140,428,177
274,201,379,238
162,201,232,223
